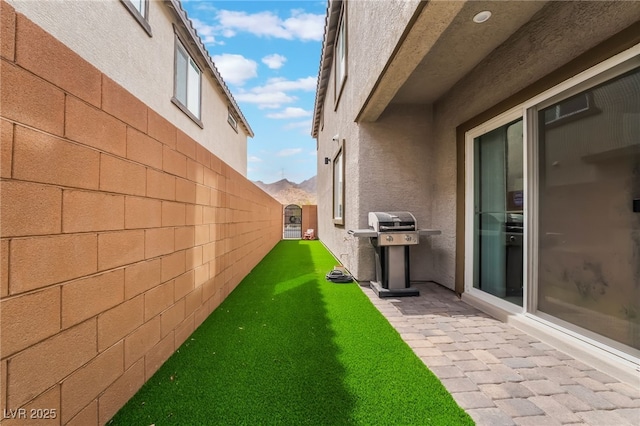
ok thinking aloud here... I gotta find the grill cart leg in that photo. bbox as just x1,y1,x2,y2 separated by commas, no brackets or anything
370,245,419,298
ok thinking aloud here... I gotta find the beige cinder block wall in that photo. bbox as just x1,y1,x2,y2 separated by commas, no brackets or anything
0,4,282,424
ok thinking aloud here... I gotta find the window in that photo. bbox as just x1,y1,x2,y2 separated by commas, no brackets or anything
129,0,145,15
120,0,151,36
227,108,238,132
333,142,345,225
173,38,202,126
334,5,347,107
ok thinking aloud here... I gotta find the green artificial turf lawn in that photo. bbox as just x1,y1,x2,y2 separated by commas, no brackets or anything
109,240,473,425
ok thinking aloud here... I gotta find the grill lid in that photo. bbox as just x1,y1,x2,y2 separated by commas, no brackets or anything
368,211,416,232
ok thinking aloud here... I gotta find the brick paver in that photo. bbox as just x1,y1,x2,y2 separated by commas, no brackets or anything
360,281,640,426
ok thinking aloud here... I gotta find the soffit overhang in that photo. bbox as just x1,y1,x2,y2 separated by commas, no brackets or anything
357,0,549,123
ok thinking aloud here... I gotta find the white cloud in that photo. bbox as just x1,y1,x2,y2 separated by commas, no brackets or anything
283,120,313,131
277,148,303,157
254,77,317,93
193,2,216,12
191,17,218,45
262,54,287,70
248,156,263,163
282,9,326,41
212,54,258,86
217,9,324,41
234,92,296,109
234,76,316,109
222,28,236,38
267,107,312,119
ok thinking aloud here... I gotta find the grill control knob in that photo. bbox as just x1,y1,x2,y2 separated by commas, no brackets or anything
386,235,393,242
405,235,412,242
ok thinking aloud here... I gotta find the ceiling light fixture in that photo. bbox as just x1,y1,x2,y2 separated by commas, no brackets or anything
473,11,492,24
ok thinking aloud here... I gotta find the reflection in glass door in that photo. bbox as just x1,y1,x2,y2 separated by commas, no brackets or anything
537,67,640,351
473,119,524,306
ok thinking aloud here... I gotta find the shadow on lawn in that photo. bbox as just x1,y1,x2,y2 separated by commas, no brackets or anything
110,240,356,425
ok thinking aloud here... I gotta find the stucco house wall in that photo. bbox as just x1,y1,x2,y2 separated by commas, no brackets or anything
346,0,423,115
429,0,640,290
355,105,435,281
316,0,440,280
313,0,640,383
0,2,282,424
6,0,251,176
316,0,640,285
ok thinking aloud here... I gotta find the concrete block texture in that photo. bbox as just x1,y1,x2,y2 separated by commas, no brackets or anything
1,60,65,136
66,96,127,157
146,168,176,201
15,13,102,108
13,125,101,190
1,0,16,61
1,180,62,237
0,3,283,423
102,76,148,133
63,190,125,233
1,120,13,179
126,127,163,170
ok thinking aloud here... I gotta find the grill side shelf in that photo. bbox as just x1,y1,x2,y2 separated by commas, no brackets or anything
348,229,378,238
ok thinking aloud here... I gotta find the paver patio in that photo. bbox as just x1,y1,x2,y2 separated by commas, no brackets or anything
360,281,640,426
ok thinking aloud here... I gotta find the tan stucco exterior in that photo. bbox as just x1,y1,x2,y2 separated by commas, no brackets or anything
315,0,640,286
431,0,640,290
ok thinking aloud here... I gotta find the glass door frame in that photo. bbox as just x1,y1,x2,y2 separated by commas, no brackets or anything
463,45,640,362
465,108,528,316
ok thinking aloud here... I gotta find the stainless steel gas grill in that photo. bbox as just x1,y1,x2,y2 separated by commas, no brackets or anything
349,212,441,298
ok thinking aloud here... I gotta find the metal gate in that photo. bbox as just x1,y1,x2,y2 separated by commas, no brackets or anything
283,204,302,239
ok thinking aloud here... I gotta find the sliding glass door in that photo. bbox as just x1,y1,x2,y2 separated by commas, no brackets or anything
472,119,524,306
466,57,640,356
536,67,640,350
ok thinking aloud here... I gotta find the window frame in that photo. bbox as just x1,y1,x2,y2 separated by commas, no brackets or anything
172,35,203,128
227,107,238,132
333,3,348,109
464,109,526,315
332,140,345,225
120,0,152,37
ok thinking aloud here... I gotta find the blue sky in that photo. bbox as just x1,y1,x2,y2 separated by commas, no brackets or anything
182,0,326,184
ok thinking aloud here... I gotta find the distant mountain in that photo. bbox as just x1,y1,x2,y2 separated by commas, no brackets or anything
253,176,317,206
297,176,317,194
